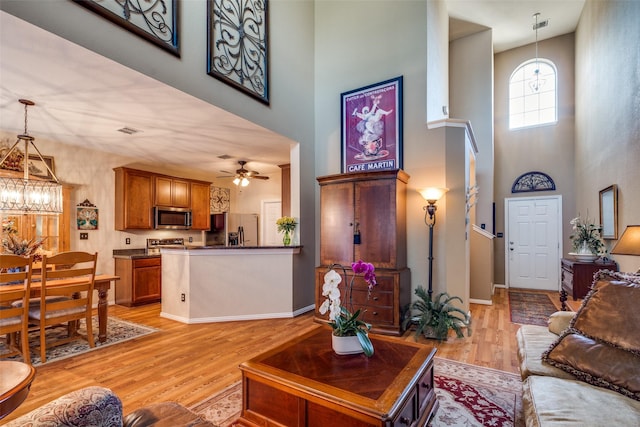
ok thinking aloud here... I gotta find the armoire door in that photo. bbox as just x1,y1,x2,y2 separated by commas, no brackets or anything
319,181,354,266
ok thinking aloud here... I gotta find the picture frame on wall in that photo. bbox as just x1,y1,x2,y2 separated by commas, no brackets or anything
341,76,403,173
27,155,56,181
599,184,618,239
73,0,179,56
77,199,99,230
207,0,269,104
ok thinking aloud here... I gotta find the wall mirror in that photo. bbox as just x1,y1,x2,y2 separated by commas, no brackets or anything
599,184,618,239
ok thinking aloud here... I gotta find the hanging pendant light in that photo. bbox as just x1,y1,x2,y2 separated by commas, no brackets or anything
0,99,63,214
529,13,546,93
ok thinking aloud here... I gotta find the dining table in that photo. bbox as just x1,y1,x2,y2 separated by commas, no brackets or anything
0,274,119,343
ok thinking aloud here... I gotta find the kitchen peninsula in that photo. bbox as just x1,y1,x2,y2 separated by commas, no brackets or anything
160,245,302,323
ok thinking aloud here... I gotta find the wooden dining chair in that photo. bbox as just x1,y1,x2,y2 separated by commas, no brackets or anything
0,255,34,365
28,251,97,363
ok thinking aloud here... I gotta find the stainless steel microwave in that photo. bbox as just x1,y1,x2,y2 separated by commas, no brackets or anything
154,206,192,230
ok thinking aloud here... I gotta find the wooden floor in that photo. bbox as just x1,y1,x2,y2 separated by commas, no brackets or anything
4,287,579,422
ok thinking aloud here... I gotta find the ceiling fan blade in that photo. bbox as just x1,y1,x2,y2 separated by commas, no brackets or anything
252,175,269,180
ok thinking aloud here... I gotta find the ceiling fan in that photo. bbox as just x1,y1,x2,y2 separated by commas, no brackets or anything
218,160,269,186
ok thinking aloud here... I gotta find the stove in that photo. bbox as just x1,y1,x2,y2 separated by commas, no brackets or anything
146,238,185,255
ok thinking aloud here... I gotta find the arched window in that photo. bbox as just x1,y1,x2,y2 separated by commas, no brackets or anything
509,59,557,129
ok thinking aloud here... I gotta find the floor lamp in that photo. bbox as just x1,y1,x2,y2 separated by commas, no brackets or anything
418,188,449,301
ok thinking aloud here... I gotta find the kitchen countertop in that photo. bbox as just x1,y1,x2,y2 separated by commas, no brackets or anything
112,248,160,259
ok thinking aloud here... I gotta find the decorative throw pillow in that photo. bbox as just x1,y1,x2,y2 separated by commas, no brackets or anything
543,271,640,401
547,310,575,335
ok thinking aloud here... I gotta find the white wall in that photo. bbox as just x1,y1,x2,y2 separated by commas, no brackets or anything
450,29,495,233
575,0,640,273
315,1,453,299
493,33,576,284
1,1,318,310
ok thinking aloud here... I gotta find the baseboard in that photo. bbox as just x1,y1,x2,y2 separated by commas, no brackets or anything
494,283,507,289
159,304,315,324
469,298,493,305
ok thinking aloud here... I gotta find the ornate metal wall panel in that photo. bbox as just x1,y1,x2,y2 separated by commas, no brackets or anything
207,0,269,104
74,0,179,56
511,171,556,193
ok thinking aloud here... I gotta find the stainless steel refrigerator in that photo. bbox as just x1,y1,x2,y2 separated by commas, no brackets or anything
227,213,259,246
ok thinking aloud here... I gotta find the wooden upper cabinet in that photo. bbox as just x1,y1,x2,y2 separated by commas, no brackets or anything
190,181,211,230
114,167,154,230
318,170,408,269
155,176,190,208
115,167,211,230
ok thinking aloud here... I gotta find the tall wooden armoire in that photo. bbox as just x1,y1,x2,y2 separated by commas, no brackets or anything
314,170,410,336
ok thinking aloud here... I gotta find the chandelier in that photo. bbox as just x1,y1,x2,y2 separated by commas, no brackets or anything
0,99,63,214
529,12,547,93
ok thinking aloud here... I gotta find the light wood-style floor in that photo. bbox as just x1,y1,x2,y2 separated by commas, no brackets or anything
4,287,580,422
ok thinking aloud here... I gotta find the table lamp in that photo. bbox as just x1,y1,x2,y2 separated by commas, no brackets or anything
610,225,640,273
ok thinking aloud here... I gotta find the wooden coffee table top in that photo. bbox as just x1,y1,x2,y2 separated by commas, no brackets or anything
241,326,436,404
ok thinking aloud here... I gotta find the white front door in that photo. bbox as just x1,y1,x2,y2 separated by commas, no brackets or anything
505,196,562,290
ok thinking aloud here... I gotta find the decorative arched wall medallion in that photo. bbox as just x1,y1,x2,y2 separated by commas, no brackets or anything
511,171,556,193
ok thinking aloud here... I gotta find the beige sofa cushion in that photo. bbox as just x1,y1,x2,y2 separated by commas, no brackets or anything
516,325,575,381
523,375,640,427
543,271,640,401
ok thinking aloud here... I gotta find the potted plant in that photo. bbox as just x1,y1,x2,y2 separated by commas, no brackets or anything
403,287,471,341
318,261,377,357
569,215,606,257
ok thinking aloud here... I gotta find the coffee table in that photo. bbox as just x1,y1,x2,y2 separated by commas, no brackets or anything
0,361,36,419
235,327,438,426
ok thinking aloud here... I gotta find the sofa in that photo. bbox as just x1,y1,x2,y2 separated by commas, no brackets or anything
5,386,215,427
516,270,640,427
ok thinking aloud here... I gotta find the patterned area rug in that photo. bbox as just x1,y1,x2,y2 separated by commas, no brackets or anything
509,290,557,326
190,357,523,427
0,316,158,366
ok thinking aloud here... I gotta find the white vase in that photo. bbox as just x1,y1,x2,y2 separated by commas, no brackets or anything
577,241,592,255
331,334,363,355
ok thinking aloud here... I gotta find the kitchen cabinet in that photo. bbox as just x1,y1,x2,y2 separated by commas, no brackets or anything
114,167,154,230
114,167,211,230
190,181,211,230
314,170,410,335
155,176,190,208
115,257,161,306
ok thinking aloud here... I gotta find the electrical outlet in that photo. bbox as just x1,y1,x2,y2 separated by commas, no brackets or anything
180,293,186,302
125,238,131,245
188,236,193,243
80,233,88,240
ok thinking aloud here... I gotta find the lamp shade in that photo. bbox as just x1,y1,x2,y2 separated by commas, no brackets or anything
611,225,640,256
417,187,449,203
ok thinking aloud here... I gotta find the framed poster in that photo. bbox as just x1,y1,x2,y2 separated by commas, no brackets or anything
341,76,403,173
73,0,179,56
599,184,617,239
27,155,56,181
207,0,269,104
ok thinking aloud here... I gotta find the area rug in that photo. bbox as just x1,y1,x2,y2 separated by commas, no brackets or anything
0,316,158,366
190,357,523,427
509,290,556,326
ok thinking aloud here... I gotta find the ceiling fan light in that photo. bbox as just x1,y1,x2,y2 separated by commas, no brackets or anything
233,177,241,186
241,177,249,187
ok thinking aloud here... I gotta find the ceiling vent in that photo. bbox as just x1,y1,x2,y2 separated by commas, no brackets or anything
117,127,140,135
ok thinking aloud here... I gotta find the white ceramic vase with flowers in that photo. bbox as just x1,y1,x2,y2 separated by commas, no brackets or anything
569,215,606,261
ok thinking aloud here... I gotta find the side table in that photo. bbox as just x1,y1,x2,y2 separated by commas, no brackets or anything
560,258,617,310
0,361,36,419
